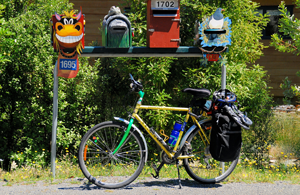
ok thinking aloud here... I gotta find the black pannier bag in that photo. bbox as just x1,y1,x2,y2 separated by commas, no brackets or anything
210,109,242,162
209,89,245,162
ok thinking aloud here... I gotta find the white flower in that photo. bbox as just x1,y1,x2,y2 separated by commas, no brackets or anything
289,14,294,22
11,161,18,170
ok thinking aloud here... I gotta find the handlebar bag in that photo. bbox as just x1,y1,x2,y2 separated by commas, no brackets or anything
209,108,241,162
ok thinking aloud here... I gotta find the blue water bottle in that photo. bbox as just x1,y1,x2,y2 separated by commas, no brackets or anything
168,121,182,147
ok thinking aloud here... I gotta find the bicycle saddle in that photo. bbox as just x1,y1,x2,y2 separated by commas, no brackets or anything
182,88,211,98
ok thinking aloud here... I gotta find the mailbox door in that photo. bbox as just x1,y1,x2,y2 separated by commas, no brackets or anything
147,0,180,48
107,19,130,48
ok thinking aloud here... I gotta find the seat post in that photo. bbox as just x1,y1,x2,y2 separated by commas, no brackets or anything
221,62,226,90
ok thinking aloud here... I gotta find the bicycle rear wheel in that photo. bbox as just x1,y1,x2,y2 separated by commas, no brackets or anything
78,121,146,189
183,121,238,184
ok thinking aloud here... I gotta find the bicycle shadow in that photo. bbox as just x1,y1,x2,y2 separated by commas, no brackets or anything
58,178,222,191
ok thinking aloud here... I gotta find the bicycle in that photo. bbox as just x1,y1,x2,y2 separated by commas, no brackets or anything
78,74,239,189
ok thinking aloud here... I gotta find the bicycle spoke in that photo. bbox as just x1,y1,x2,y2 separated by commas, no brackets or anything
95,131,112,152
183,123,238,184
79,122,145,189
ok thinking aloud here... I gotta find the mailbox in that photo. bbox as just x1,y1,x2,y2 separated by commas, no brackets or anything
147,0,180,48
102,13,132,48
50,10,85,52
50,9,85,78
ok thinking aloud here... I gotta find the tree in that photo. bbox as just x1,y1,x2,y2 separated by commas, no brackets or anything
270,0,300,103
271,0,300,55
113,0,274,163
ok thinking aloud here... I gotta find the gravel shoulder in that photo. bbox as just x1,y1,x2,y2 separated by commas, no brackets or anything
1,177,300,195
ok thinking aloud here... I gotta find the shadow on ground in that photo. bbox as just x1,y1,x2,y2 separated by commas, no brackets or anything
58,178,222,191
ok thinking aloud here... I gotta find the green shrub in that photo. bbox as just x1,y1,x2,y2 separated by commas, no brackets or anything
2,0,274,168
0,0,103,168
105,0,274,160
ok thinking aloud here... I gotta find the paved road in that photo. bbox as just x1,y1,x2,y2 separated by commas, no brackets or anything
1,177,300,195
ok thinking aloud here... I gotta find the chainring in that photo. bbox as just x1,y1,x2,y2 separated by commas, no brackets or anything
160,151,175,164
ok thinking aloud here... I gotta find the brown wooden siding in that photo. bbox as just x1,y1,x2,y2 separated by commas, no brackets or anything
253,0,300,97
70,0,300,97
71,0,126,44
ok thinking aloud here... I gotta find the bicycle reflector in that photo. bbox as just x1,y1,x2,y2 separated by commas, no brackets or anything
84,145,88,161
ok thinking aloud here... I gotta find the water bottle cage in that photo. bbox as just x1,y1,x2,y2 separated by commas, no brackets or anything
160,130,169,142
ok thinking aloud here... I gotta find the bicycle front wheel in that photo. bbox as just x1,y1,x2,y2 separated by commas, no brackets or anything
78,121,146,189
183,121,238,184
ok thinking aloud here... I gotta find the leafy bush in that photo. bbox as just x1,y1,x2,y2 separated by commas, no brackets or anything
2,0,274,168
280,77,295,105
108,0,274,160
270,0,300,55
0,0,104,168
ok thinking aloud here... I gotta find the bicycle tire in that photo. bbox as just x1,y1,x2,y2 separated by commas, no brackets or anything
183,120,238,184
78,121,146,189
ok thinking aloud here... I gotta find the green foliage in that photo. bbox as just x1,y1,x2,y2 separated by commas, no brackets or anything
0,0,103,168
102,0,273,159
179,0,269,64
1,0,274,168
280,77,295,105
10,147,47,167
224,0,269,64
291,71,300,103
0,4,15,63
272,113,300,157
291,85,300,103
270,1,300,103
270,1,300,55
0,0,29,20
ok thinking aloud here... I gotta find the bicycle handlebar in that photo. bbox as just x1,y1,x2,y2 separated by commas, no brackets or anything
129,74,143,92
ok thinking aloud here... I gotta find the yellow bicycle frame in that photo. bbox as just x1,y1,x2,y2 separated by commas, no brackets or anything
112,90,211,160
132,104,210,160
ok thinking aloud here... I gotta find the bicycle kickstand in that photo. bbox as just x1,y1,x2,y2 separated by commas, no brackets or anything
176,160,182,189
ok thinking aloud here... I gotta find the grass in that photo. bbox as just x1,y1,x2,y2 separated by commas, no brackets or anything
270,112,300,159
1,159,300,186
0,160,84,185
1,112,300,186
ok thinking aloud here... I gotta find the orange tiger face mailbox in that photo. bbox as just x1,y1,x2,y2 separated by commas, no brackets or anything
147,0,180,48
50,9,85,78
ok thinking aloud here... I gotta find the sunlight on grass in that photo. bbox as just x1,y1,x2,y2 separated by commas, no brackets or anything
1,112,300,186
270,112,300,159
1,160,300,185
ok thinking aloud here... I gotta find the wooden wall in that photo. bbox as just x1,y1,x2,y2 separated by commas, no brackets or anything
70,0,300,98
71,0,126,44
253,0,300,97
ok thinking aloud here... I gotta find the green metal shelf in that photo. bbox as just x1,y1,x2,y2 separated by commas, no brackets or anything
81,46,203,57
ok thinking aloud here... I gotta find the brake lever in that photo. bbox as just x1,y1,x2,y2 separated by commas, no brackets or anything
129,74,143,91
